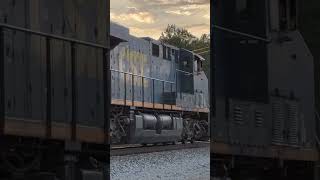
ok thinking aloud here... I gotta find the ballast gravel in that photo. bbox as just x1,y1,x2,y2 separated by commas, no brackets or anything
110,147,209,180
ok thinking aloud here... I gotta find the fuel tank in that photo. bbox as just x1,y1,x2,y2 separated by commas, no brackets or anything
129,113,183,144
158,115,173,130
142,114,157,130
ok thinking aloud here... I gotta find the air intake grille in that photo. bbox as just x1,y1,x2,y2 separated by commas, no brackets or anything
288,103,299,146
254,110,264,127
272,101,285,145
233,106,244,125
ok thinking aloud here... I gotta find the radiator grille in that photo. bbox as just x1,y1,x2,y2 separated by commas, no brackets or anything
288,103,299,146
233,106,244,125
272,100,285,144
254,110,264,127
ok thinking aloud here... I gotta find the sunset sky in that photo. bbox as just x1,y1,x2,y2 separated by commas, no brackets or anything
110,0,210,39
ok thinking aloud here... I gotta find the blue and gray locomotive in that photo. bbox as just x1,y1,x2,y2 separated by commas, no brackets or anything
110,22,209,144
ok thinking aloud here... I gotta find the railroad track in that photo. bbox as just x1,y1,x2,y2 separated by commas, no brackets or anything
110,141,209,156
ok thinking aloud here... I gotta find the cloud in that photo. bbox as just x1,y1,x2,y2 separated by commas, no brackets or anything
111,0,210,39
203,13,210,19
165,10,192,16
164,3,208,17
130,0,209,7
129,27,163,39
129,12,155,24
184,23,209,29
180,4,206,10
111,7,155,24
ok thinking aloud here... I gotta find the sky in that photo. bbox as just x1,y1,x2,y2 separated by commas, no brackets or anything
110,0,210,39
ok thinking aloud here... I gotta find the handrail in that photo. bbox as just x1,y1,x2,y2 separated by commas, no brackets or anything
213,25,271,43
176,69,193,75
110,68,175,84
110,68,175,109
0,23,108,49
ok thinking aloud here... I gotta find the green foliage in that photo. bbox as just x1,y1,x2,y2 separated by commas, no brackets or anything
159,24,210,76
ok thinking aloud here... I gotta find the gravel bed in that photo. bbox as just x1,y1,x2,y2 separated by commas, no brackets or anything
110,147,210,180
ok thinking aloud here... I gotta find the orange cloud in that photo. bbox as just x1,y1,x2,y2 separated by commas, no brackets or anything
165,10,192,16
111,7,155,24
111,0,210,39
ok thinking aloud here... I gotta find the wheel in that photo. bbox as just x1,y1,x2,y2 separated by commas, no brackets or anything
1,147,41,176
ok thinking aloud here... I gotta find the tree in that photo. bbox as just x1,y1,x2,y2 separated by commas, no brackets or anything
159,24,210,76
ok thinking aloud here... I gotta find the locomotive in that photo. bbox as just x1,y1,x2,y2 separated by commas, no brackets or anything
0,1,208,179
0,1,111,179
212,0,320,179
110,22,209,145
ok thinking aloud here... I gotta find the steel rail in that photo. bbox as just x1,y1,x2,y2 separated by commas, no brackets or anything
110,141,209,156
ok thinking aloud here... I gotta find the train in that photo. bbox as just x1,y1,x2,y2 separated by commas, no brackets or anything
0,1,110,179
211,0,320,179
110,22,209,145
0,1,209,179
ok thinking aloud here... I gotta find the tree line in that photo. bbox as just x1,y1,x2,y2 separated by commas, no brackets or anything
159,24,210,76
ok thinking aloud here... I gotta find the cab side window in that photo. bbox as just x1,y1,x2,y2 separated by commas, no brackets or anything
163,45,172,61
279,0,297,31
197,60,203,72
152,43,159,57
237,0,253,21
163,45,167,59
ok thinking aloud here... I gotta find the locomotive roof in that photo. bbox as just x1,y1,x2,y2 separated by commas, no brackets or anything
141,37,179,50
110,22,205,61
110,22,130,41
194,54,205,61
